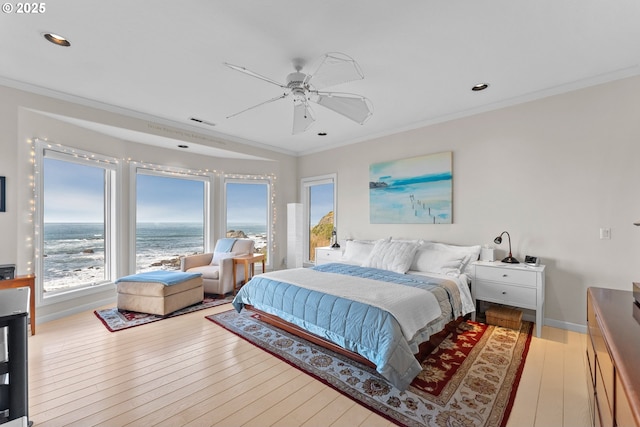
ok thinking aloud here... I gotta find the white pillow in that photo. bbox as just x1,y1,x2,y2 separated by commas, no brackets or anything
342,240,376,265
411,242,481,276
434,243,481,275
211,251,238,265
410,244,466,276
363,240,419,274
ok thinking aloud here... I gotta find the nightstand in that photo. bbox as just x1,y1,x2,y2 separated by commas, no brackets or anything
471,260,545,338
314,246,343,265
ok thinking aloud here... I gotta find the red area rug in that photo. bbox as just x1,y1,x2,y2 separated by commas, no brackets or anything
207,309,532,427
95,295,232,332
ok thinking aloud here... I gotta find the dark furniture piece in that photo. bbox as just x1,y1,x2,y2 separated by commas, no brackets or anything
0,288,30,425
587,287,640,427
0,276,35,335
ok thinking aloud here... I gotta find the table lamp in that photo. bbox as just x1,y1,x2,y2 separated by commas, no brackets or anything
494,231,519,264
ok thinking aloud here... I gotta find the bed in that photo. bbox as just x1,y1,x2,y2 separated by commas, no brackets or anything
232,238,480,391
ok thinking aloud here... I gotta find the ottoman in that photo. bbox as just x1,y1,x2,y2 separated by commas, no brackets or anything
116,271,204,316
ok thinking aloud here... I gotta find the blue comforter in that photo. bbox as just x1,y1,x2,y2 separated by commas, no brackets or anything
232,263,460,390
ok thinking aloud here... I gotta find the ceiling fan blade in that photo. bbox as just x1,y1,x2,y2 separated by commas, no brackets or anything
226,93,288,119
292,101,315,134
305,53,365,90
314,92,373,124
224,63,286,88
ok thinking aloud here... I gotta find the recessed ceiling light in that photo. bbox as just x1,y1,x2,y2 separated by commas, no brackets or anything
177,145,189,149
317,132,327,136
472,83,489,91
43,33,71,47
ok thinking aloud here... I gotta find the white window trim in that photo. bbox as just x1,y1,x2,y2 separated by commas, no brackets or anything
301,173,337,265
222,175,273,270
129,165,213,275
34,140,121,306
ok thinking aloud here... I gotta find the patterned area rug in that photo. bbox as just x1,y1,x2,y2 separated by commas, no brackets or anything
207,309,532,427
95,295,232,332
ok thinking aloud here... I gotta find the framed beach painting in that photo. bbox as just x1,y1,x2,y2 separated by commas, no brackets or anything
369,152,452,224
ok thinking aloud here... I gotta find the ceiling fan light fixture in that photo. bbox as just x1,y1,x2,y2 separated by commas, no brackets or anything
43,32,71,47
225,52,373,134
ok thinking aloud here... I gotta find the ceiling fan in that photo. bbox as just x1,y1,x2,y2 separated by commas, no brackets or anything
224,52,373,134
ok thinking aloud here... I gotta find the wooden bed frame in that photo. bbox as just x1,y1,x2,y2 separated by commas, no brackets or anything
246,304,466,368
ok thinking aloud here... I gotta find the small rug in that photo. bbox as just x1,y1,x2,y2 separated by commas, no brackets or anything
207,309,532,427
95,295,232,332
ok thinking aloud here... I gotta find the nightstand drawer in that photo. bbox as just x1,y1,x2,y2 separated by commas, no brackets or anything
475,265,537,287
315,247,343,265
475,281,537,307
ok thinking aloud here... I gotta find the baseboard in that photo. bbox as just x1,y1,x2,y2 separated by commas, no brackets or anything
36,296,115,325
544,317,587,334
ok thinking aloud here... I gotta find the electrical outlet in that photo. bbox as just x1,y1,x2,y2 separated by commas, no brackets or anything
599,228,611,240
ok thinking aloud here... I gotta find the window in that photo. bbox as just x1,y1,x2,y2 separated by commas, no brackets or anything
224,177,271,266
135,168,209,273
36,143,118,299
302,174,336,263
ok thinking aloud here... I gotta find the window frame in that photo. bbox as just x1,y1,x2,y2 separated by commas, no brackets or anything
34,140,120,306
222,175,273,270
130,165,212,274
301,173,337,265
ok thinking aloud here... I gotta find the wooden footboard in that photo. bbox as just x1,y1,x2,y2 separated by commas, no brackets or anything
245,304,465,368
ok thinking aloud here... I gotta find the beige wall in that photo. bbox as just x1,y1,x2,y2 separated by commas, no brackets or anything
0,85,298,323
299,75,640,330
3,75,640,329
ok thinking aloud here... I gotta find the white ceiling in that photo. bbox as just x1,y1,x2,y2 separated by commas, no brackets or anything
2,1,640,156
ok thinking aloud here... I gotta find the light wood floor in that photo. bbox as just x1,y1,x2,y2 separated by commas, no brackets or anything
25,303,591,427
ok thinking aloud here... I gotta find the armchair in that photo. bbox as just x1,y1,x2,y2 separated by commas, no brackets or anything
180,238,255,297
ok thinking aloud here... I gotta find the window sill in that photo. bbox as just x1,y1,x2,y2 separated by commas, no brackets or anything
41,281,116,306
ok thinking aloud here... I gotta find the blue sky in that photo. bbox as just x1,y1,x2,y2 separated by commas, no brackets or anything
137,174,204,222
226,182,267,224
309,183,334,224
44,158,106,222
44,158,334,225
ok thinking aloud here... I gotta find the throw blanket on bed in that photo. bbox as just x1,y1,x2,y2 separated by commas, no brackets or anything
313,263,465,319
115,271,202,286
249,267,441,341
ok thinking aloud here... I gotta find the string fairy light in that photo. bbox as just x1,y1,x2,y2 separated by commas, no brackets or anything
27,137,280,274
222,172,278,255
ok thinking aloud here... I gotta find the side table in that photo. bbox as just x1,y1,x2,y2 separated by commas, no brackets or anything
232,253,265,294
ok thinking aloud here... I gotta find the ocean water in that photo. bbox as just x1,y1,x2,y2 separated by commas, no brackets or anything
369,179,452,224
43,222,266,291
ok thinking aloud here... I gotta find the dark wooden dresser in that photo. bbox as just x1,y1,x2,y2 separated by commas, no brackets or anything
587,287,640,427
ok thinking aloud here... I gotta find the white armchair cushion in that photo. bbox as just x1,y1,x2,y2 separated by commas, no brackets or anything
186,265,220,280
230,238,254,256
211,251,238,265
